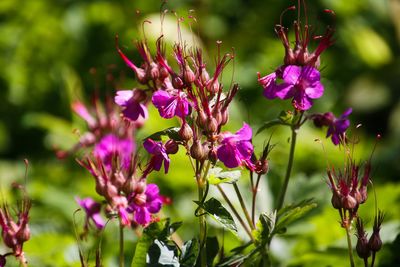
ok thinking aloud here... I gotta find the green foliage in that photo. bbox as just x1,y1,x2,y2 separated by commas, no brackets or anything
207,167,241,185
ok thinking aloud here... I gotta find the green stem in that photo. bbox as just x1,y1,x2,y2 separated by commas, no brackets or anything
217,185,254,241
251,173,262,225
233,183,255,230
345,226,355,267
276,126,298,211
119,221,124,267
198,178,207,267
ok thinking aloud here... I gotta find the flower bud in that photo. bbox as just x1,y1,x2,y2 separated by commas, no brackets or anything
165,140,179,154
16,225,30,243
190,140,207,161
134,193,147,206
196,110,207,128
179,123,193,141
200,67,210,85
255,159,269,175
136,68,148,84
356,235,371,259
105,184,118,199
206,80,219,94
150,62,159,80
112,171,126,189
220,109,229,126
123,178,136,194
342,195,357,210
359,186,368,204
205,117,218,133
212,108,222,126
368,231,382,252
135,180,147,194
331,192,342,209
353,189,363,204
172,76,184,89
159,66,169,80
184,65,196,83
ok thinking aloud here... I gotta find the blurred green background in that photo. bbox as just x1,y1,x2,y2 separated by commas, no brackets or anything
1,0,399,266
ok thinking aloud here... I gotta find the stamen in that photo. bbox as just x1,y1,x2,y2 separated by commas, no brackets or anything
279,5,296,26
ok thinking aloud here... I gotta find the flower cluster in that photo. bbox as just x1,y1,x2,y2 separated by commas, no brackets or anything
0,190,31,266
327,158,371,227
117,32,254,169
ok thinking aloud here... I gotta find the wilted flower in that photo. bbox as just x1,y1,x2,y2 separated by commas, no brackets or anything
128,183,163,226
259,65,324,111
217,123,254,168
312,108,352,145
114,89,148,121
76,197,105,230
152,89,190,119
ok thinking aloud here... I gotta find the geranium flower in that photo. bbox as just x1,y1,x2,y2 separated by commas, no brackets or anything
76,197,105,229
93,134,134,171
115,90,148,121
143,139,170,174
259,65,324,111
128,184,163,226
217,123,254,168
152,89,190,119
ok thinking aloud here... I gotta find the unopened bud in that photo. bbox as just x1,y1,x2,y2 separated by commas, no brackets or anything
172,76,184,89
179,123,193,141
331,191,342,209
123,178,136,194
112,171,126,189
200,67,210,85
342,195,357,210
212,108,222,126
134,193,147,206
16,226,30,243
136,68,148,84
353,189,363,204
255,159,269,175
190,140,207,161
368,232,382,252
220,109,229,126
159,66,169,80
208,147,217,164
135,180,147,194
150,62,159,80
356,235,371,259
165,140,179,154
105,184,118,199
359,186,368,204
206,80,219,94
205,117,218,133
184,65,196,83
196,110,207,128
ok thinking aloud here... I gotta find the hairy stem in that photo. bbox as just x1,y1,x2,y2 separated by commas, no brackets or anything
233,183,255,230
345,225,355,267
276,126,298,211
217,185,254,240
119,221,124,267
251,173,262,225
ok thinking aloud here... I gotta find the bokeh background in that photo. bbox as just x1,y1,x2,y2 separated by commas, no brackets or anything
1,0,399,266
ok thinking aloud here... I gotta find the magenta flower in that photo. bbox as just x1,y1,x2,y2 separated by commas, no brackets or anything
128,183,163,226
93,134,134,171
143,139,170,174
217,123,254,168
76,197,105,230
259,65,324,111
152,89,190,119
312,108,352,145
115,90,148,121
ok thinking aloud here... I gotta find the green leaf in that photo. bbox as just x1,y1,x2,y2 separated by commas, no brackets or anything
145,127,182,142
253,211,277,245
207,167,241,185
180,239,199,267
275,199,317,234
147,239,180,267
194,198,237,234
206,236,220,267
131,219,177,267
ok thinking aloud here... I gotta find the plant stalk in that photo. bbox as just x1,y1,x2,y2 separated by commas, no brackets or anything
276,126,298,211
119,221,124,267
233,183,255,230
198,178,207,267
345,225,355,267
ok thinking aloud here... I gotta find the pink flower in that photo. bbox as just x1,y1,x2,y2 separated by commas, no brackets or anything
152,89,190,119
143,139,170,174
93,134,134,171
128,184,163,226
217,123,254,168
114,90,148,121
259,65,324,111
76,197,105,230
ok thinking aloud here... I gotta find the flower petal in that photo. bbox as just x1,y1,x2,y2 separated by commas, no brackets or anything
115,90,134,107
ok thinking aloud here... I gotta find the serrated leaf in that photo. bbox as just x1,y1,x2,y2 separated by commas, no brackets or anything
194,198,237,234
207,167,241,185
145,127,182,142
274,199,317,234
180,239,199,267
147,239,180,267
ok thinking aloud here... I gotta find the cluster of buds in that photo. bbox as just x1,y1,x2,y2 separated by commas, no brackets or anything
0,190,31,266
77,133,163,229
258,1,334,111
117,21,253,170
355,211,384,267
327,159,371,227
56,95,138,159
